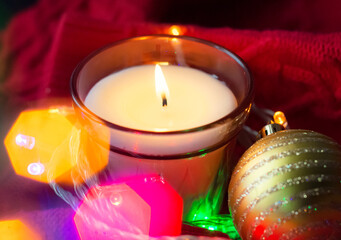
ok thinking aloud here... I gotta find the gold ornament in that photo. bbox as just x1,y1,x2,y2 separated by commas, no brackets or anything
228,129,341,240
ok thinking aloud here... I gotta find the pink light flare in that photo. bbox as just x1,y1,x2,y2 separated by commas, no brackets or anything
74,175,183,239
74,183,151,240
126,174,183,237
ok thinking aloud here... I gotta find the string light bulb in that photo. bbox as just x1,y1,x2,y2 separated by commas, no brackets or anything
273,111,288,128
169,25,182,36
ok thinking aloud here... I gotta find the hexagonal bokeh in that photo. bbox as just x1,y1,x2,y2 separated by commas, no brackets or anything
74,183,151,240
4,107,109,185
74,175,183,239
0,220,41,240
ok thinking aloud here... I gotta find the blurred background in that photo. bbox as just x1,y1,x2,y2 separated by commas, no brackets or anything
1,0,341,31
0,1,340,239
0,0,36,29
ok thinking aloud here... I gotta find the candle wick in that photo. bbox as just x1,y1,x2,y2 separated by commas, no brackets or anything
162,93,167,107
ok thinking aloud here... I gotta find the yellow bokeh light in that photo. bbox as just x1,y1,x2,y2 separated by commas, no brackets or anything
4,106,109,185
0,220,41,240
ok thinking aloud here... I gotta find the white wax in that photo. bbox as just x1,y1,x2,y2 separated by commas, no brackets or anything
85,65,237,132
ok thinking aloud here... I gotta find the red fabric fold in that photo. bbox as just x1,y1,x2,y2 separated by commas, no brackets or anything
1,0,341,144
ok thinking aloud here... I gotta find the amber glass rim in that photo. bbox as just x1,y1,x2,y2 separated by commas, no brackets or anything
70,34,254,135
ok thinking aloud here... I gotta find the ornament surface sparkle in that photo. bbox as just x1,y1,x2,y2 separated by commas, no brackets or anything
228,129,341,240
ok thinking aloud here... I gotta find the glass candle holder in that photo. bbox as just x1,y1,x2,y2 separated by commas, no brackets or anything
70,35,254,222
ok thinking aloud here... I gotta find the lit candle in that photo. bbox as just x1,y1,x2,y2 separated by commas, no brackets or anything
84,64,237,218
85,64,237,132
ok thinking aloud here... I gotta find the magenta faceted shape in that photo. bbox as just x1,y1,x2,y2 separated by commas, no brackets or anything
126,175,183,237
74,183,151,240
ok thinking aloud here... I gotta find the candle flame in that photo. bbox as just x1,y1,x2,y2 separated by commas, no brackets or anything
155,64,170,107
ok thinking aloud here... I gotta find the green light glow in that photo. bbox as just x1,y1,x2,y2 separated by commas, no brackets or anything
187,214,241,240
184,165,225,222
182,148,240,238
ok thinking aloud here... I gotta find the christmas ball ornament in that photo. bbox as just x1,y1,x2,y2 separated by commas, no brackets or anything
228,128,341,240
